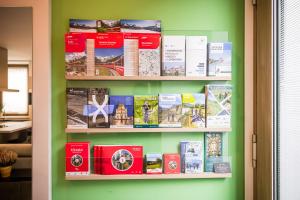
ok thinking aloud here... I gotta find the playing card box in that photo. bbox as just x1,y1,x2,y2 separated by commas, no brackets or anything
163,154,181,174
65,142,90,175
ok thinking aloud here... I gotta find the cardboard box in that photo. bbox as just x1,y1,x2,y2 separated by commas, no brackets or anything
181,93,206,128
109,96,134,128
94,33,124,76
145,153,163,174
163,154,181,174
186,36,207,77
66,142,90,175
65,33,87,76
208,42,232,76
134,95,159,128
66,88,88,129
206,84,232,128
204,133,223,172
101,145,143,175
162,35,186,76
138,33,161,76
87,88,110,128
158,94,182,127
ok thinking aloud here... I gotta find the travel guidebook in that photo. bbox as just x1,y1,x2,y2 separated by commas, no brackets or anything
158,94,182,127
134,95,159,128
180,141,203,173
66,88,88,129
186,36,207,77
120,19,161,33
206,84,232,128
123,33,139,76
205,133,223,172
69,19,121,33
138,33,161,76
65,33,87,76
162,35,186,76
101,145,143,175
181,93,206,128
87,88,110,128
65,142,90,175
109,96,134,128
208,42,232,77
145,153,163,174
94,33,124,76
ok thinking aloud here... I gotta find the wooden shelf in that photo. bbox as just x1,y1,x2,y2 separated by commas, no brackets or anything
65,173,232,180
65,75,231,81
65,127,231,134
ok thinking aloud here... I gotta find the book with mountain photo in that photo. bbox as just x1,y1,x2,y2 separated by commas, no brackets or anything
120,19,161,33
158,94,182,127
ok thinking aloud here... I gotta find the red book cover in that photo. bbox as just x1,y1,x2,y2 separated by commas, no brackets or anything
101,145,143,175
163,153,181,174
94,32,124,76
93,145,100,174
65,142,90,175
138,33,161,49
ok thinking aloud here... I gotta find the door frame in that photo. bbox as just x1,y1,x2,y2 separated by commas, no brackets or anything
0,1,51,200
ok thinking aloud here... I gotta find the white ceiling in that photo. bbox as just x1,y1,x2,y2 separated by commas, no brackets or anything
0,7,32,61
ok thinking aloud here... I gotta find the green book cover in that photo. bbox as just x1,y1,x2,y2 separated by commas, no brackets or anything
134,95,158,128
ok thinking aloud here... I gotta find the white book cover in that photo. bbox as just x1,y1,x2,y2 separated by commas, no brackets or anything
124,39,139,76
162,36,185,76
186,36,207,77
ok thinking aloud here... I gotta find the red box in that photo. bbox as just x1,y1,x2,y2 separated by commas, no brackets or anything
65,142,90,175
163,154,181,174
101,145,143,175
93,145,101,174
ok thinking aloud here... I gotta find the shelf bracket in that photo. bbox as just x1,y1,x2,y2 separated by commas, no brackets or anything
252,133,257,168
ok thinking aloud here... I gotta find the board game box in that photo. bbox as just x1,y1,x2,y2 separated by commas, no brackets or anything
134,95,159,128
181,93,206,128
67,88,88,129
204,133,223,172
208,42,232,77
66,142,90,175
138,33,161,76
109,96,134,128
186,36,207,77
163,153,181,174
206,84,232,128
120,19,161,33
65,33,87,76
162,35,186,76
158,94,182,127
180,141,203,173
94,33,124,76
145,153,163,174
101,145,143,175
87,88,110,128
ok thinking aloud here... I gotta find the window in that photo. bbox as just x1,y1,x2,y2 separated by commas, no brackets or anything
2,65,28,115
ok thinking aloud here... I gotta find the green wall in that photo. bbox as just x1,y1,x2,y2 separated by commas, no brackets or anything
52,0,244,199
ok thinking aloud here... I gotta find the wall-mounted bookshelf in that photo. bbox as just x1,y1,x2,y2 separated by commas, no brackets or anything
65,75,231,81
65,127,232,134
65,173,232,181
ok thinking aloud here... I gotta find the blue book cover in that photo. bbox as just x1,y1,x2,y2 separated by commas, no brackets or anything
180,141,203,173
205,133,223,172
184,153,203,174
109,96,134,128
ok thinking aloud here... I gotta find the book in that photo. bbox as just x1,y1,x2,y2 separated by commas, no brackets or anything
181,93,206,128
138,33,161,76
101,145,143,175
66,88,88,128
109,96,134,128
186,36,207,77
93,145,101,174
94,33,124,76
123,33,139,76
158,94,182,127
65,142,90,175
204,133,223,172
120,19,161,33
65,33,87,76
162,35,185,76
208,42,232,76
163,154,181,174
134,95,159,128
145,153,163,174
180,141,203,173
96,20,121,33
69,19,97,33
87,88,110,128
206,84,232,128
